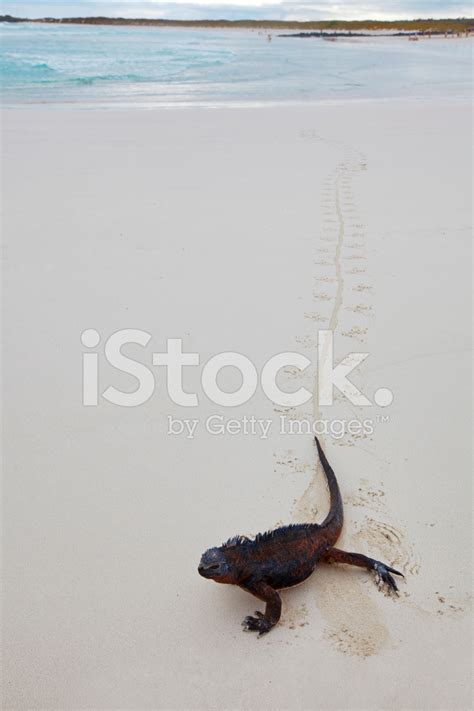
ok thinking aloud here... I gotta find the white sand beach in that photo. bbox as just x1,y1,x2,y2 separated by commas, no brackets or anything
2,99,472,709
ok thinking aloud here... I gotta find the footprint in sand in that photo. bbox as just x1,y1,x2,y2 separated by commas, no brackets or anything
316,275,337,283
344,485,385,511
304,311,326,322
434,591,467,617
346,303,373,315
281,600,310,630
274,449,311,475
295,334,317,348
341,326,368,341
313,291,332,301
352,284,372,293
353,516,421,578
325,622,383,658
343,254,365,261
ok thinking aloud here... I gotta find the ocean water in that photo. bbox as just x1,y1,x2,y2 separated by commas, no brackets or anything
1,22,472,107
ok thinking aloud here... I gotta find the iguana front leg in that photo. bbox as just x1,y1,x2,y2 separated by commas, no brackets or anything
240,581,282,636
323,547,404,593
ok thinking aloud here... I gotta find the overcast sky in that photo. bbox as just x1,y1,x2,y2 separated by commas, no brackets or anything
3,0,472,21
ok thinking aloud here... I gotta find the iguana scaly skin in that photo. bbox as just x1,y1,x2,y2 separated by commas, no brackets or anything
198,437,403,636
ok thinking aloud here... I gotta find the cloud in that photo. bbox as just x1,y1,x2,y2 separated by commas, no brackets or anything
2,0,472,20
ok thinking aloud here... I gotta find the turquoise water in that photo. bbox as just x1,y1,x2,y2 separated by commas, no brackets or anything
1,22,472,107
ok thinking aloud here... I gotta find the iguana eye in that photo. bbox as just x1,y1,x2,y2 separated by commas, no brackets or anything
208,564,220,570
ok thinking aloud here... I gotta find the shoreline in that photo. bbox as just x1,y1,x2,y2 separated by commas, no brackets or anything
3,90,472,111
2,15,473,34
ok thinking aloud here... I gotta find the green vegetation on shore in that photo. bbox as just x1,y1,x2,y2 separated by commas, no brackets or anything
1,15,473,33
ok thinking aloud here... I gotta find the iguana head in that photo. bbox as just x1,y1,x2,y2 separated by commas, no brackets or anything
198,547,233,582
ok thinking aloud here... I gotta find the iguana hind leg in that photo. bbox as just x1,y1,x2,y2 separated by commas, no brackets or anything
322,547,404,593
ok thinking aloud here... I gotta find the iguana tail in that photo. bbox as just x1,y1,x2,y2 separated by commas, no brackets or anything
314,436,344,541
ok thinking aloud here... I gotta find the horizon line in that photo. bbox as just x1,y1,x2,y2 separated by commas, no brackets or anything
2,14,472,21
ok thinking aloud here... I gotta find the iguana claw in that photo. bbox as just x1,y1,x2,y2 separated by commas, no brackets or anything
242,611,272,636
373,561,404,593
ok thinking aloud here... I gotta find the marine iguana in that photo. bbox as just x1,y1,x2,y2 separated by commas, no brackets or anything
198,436,403,636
